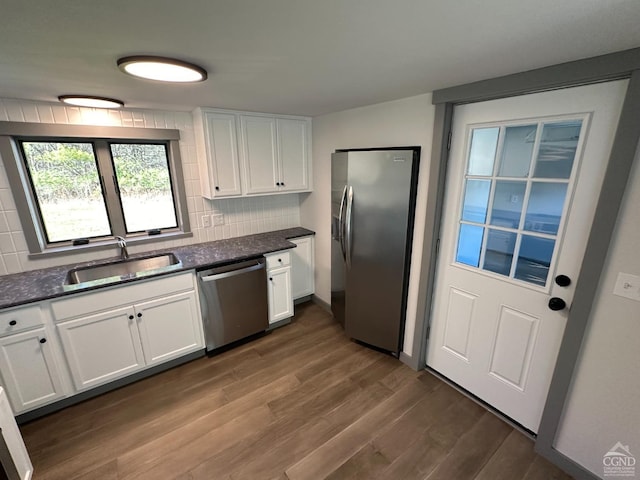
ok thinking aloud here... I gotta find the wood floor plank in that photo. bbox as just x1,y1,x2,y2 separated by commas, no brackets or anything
523,456,575,480
117,374,299,479
475,429,538,480
425,411,512,480
285,377,433,480
325,443,391,480
20,303,573,480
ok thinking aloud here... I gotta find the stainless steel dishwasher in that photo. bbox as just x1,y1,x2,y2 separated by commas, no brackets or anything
197,258,269,352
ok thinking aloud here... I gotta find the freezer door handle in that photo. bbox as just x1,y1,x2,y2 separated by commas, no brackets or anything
345,186,354,269
338,185,348,261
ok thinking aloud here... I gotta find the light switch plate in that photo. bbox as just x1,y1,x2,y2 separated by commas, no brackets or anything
213,214,225,226
201,215,211,228
613,272,640,301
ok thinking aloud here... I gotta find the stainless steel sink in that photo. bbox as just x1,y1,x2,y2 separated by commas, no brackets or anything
65,253,181,285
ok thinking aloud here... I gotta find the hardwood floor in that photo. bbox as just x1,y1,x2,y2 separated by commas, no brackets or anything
20,303,573,480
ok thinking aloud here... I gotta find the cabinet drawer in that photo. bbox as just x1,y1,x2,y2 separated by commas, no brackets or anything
265,251,291,270
0,305,43,337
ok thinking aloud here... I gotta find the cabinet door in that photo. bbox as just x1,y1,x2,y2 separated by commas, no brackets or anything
277,118,311,192
290,236,315,300
0,327,65,413
135,291,204,367
204,112,242,197
240,115,279,194
57,307,145,391
267,267,293,323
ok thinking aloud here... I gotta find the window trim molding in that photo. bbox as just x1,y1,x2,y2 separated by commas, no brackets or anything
0,121,190,257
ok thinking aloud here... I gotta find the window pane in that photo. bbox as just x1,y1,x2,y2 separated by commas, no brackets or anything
456,224,484,267
483,229,516,276
515,235,555,286
111,144,177,233
533,121,582,179
524,182,568,235
21,142,111,242
490,181,526,228
461,179,491,223
498,124,536,177
468,127,499,176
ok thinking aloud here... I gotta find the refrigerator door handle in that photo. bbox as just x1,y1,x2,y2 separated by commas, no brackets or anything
338,185,348,261
345,186,354,269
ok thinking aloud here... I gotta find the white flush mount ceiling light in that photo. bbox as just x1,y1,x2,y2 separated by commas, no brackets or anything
58,95,124,108
117,56,207,83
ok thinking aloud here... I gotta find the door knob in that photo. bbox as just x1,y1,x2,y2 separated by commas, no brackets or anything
548,297,566,311
555,275,571,287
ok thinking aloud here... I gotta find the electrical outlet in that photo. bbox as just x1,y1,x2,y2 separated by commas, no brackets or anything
213,214,225,226
201,215,211,228
613,272,640,302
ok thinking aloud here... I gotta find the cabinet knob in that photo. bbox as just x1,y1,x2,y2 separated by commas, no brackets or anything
9,320,17,326
137,312,142,318
39,338,47,344
215,186,220,191
281,182,285,187
269,277,273,281
276,182,281,186
129,315,134,320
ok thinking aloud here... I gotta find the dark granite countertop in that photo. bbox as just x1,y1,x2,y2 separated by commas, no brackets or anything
0,227,315,310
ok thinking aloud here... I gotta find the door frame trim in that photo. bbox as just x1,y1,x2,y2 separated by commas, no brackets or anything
413,47,640,480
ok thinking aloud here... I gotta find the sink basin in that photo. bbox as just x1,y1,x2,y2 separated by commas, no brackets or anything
65,253,181,285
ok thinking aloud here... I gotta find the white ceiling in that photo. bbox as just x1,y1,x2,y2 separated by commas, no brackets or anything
1,0,640,117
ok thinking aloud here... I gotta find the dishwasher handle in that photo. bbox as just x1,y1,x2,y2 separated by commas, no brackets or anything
199,261,265,282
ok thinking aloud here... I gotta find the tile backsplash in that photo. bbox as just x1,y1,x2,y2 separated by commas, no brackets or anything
0,98,300,274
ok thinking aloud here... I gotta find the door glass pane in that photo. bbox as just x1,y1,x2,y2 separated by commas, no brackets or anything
468,127,499,176
20,141,111,242
515,235,555,286
110,143,178,233
483,229,516,276
533,120,582,179
498,124,536,177
456,224,484,267
462,179,491,223
490,181,526,228
524,182,568,235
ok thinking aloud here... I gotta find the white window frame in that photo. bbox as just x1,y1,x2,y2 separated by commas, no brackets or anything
0,121,191,257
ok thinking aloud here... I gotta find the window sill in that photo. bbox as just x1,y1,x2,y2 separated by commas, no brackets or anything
27,231,193,260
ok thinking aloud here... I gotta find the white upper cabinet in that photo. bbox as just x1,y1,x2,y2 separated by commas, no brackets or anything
194,108,312,198
277,118,311,192
240,115,280,194
193,109,242,199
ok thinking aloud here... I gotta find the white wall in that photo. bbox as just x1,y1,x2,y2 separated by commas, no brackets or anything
554,150,640,477
0,98,300,274
301,93,435,357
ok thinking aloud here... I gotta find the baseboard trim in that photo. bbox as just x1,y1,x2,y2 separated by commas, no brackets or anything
311,295,331,312
399,351,421,371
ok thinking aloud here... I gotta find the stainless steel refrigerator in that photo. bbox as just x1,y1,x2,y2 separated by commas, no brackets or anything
331,147,420,354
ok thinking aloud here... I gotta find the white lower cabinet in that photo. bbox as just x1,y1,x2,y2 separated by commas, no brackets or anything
290,236,315,300
0,326,65,413
135,292,202,366
57,307,145,391
265,251,294,324
52,272,204,393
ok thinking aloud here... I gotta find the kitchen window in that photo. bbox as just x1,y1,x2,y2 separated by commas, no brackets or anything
0,122,190,255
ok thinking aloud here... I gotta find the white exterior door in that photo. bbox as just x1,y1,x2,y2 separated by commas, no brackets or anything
427,81,627,433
